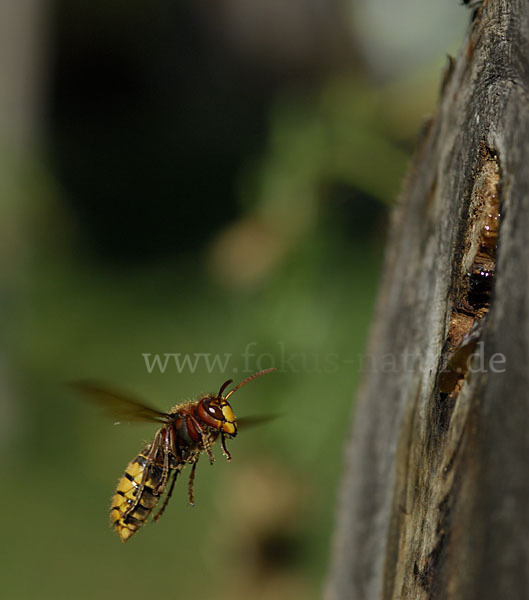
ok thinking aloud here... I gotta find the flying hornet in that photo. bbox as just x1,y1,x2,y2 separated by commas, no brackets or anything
71,368,275,542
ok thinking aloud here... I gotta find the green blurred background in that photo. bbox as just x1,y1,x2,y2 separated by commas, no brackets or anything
1,2,469,599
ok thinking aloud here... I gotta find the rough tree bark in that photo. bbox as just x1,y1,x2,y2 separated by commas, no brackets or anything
326,2,529,599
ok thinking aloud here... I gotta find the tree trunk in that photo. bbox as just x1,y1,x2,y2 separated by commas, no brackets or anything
325,1,529,598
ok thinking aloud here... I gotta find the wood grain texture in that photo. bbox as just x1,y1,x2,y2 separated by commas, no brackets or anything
325,2,529,598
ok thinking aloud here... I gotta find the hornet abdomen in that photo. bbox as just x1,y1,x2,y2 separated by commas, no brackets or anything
110,446,167,542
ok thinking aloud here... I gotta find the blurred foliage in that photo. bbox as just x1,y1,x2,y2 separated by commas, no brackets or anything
1,1,471,599
209,78,409,288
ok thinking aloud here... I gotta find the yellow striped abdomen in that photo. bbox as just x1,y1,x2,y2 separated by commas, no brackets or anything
110,447,162,542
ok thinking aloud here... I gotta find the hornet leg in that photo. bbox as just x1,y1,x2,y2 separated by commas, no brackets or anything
220,433,231,462
122,430,163,521
153,468,180,522
187,460,198,506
